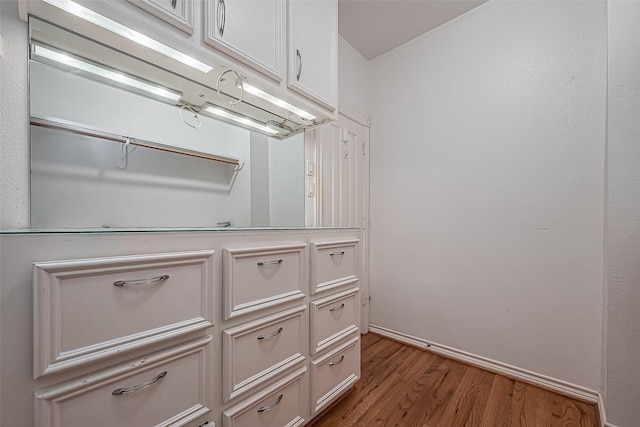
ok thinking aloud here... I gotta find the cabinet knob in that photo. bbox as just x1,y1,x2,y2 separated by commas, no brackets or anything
257,393,283,413
112,371,167,395
113,274,170,287
296,49,302,81
257,326,284,340
217,0,226,36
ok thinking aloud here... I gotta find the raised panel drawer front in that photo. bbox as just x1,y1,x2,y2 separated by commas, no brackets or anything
310,335,360,414
127,0,195,34
223,305,306,402
310,287,359,355
222,367,306,427
33,250,215,378
310,239,358,294
35,336,213,427
223,243,306,320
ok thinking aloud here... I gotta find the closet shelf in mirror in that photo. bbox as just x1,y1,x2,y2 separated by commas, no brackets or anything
30,115,244,170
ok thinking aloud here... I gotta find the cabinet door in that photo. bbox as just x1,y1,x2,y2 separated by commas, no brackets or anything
205,0,284,82
287,0,338,111
127,0,195,34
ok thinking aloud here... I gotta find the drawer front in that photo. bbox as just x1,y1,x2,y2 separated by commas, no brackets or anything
35,336,213,427
310,335,360,414
223,244,306,319
310,288,359,354
310,240,358,294
223,367,307,427
223,305,306,402
34,250,215,378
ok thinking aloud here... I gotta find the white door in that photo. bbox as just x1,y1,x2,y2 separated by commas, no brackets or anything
204,0,284,82
287,0,337,111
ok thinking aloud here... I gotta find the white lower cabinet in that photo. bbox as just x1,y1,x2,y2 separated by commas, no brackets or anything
35,336,213,427
24,230,362,427
310,335,360,414
222,305,306,402
222,367,306,427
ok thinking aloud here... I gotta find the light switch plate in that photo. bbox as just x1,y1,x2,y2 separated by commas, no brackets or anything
306,180,315,197
306,159,314,176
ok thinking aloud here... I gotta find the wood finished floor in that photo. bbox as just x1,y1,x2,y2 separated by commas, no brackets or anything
310,333,599,427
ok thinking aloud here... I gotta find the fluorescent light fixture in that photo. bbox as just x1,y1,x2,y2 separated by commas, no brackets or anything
43,0,213,73
203,105,279,135
242,83,316,121
32,44,182,103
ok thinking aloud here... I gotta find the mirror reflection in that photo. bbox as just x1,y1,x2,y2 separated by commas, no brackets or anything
28,18,306,229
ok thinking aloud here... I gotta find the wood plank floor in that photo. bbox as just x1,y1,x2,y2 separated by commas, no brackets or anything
310,333,599,427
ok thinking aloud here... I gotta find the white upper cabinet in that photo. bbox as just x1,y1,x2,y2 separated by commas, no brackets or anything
287,0,338,112
204,0,285,82
126,0,195,34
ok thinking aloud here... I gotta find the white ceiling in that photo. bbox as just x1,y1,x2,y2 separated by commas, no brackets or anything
338,0,488,60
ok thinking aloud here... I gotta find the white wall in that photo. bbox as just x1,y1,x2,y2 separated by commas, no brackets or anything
368,0,606,391
0,0,29,230
268,133,305,226
606,1,640,425
338,35,369,116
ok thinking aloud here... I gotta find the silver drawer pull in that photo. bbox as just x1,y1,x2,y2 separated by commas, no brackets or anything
257,327,283,340
329,355,345,366
257,259,283,266
329,251,345,256
329,303,345,312
113,274,169,287
112,371,167,395
257,393,283,413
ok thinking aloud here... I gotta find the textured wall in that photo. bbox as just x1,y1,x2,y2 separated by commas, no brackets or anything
606,1,640,425
368,0,606,390
338,35,370,116
0,1,29,230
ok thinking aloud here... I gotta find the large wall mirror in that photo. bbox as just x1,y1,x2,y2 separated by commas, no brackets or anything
28,17,307,229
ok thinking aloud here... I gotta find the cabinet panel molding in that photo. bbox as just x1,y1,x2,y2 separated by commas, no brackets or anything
310,239,359,294
33,250,215,378
222,304,307,402
223,243,306,319
35,336,213,427
310,287,360,355
126,0,195,34
222,367,307,427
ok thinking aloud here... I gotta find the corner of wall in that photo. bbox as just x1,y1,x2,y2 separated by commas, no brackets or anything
0,0,30,230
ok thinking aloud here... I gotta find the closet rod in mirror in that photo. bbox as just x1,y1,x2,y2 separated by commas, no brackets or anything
30,115,243,167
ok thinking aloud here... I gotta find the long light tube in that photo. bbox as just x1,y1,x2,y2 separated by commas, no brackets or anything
32,44,182,103
43,0,213,73
242,83,316,121
203,105,279,135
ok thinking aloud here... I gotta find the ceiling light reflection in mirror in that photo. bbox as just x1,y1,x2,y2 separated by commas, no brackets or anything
31,44,183,104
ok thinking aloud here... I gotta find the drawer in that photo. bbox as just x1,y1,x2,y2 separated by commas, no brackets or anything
310,335,360,414
222,367,307,427
310,240,358,294
35,336,213,427
223,244,306,320
33,250,215,378
223,305,306,402
310,288,359,355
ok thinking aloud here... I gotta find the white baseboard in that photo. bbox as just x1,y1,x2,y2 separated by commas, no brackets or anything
597,392,619,427
368,324,610,420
